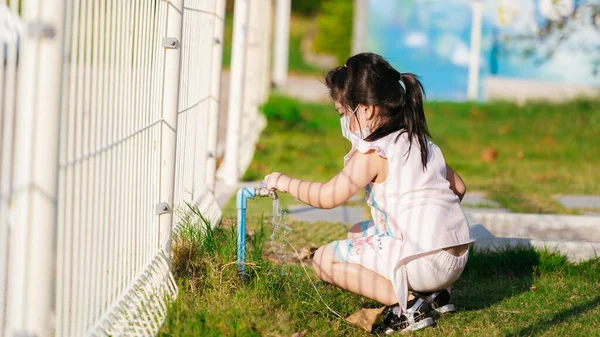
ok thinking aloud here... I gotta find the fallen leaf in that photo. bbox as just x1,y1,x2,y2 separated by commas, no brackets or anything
216,156,224,169
291,330,308,337
543,136,556,146
530,285,537,291
265,256,279,264
480,148,498,163
298,246,318,261
344,306,386,332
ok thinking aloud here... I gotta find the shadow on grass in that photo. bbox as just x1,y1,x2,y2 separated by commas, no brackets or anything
452,246,541,311
452,245,584,314
507,296,600,336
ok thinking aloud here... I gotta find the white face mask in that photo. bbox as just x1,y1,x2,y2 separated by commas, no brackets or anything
354,128,372,139
340,115,351,140
340,105,371,141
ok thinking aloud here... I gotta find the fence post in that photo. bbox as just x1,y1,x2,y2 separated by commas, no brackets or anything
467,0,483,100
206,0,227,192
4,0,65,335
272,0,290,88
351,0,367,55
159,0,184,256
260,0,274,103
221,0,250,186
0,2,22,335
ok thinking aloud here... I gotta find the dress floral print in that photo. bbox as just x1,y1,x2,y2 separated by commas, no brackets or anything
350,235,383,256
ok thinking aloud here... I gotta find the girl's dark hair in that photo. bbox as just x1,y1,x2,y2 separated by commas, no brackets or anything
325,53,431,168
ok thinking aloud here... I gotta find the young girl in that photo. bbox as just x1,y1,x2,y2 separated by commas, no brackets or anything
264,53,473,334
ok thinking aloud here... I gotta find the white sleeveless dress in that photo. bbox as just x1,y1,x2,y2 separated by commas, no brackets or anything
332,131,473,312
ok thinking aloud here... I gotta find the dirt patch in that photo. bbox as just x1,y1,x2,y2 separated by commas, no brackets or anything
263,241,318,266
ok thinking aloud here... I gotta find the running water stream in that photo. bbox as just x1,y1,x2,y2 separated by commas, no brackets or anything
269,198,290,261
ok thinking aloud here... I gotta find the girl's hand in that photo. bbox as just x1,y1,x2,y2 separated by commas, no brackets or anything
264,172,288,192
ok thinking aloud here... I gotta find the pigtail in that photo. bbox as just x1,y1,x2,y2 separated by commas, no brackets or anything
399,73,431,169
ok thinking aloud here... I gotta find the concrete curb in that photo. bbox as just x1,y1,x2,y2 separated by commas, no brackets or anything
467,211,600,262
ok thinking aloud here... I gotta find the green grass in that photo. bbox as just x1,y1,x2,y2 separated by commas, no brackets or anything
160,213,600,336
241,95,600,214
222,14,323,75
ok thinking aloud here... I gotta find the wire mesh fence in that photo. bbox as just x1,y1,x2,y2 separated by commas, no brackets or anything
0,0,249,335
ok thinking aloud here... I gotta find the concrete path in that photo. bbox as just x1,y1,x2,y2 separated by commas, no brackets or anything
555,195,600,216
461,191,511,214
272,74,330,102
286,194,366,225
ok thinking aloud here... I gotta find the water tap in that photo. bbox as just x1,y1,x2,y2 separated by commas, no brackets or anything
255,187,278,200
257,181,278,199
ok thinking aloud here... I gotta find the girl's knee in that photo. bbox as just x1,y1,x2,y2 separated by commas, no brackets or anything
312,244,335,281
311,246,326,273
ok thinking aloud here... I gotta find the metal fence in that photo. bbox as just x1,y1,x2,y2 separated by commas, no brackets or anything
1,1,25,335
0,0,237,336
174,0,224,227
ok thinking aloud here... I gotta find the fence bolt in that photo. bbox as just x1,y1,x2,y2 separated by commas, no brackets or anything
28,21,55,39
162,37,180,49
156,202,171,215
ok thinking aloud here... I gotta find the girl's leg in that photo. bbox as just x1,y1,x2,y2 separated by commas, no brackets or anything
312,243,398,305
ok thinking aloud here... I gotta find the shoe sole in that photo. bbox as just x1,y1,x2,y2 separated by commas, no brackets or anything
434,304,455,314
383,317,435,335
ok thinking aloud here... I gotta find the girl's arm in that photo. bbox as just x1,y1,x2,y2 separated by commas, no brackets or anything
446,164,466,202
265,151,381,209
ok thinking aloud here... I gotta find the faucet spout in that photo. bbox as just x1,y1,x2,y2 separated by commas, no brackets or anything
255,187,278,200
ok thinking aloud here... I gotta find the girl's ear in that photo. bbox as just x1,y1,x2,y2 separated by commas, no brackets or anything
364,104,376,120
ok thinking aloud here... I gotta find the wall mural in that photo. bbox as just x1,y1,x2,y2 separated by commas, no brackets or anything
366,0,600,100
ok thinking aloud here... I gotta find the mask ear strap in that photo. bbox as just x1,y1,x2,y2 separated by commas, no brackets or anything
352,104,360,118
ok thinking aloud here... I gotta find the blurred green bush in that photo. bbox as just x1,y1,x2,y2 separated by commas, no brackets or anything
312,0,353,64
227,0,322,16
226,0,353,65
291,0,322,16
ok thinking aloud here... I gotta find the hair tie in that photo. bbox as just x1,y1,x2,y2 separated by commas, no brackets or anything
399,76,406,92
